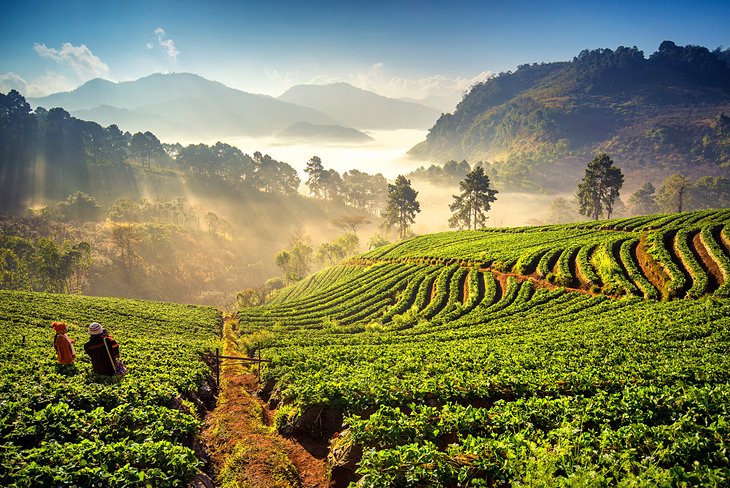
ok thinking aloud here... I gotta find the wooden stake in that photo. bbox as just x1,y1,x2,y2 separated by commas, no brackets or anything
215,347,220,387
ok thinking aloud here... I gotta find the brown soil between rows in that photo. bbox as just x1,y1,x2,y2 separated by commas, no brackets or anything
694,232,724,289
636,235,667,294
461,270,469,304
202,323,330,488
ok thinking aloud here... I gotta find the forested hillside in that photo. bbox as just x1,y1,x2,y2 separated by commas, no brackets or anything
0,90,386,304
411,41,730,191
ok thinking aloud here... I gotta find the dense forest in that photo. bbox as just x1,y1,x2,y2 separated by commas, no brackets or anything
412,41,730,191
0,90,390,304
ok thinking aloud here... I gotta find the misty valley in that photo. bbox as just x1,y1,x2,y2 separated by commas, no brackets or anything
2,37,730,487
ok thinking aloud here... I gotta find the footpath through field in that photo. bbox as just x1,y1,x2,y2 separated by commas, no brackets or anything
203,317,329,488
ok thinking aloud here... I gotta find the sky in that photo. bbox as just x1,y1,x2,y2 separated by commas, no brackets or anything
1,0,729,102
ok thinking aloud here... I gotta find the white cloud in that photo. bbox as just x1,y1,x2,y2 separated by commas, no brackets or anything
154,27,179,65
385,70,493,100
305,63,493,111
0,72,29,94
33,42,110,80
0,71,77,97
146,42,154,50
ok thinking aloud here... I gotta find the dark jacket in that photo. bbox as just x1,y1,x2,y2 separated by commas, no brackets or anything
84,335,120,376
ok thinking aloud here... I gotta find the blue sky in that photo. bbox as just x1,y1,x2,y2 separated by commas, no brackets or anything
1,0,729,100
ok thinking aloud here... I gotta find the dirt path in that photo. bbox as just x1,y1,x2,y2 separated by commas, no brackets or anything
202,319,330,488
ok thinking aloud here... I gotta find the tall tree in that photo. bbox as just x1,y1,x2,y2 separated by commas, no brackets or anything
382,175,421,240
448,166,498,230
691,176,730,210
657,174,691,213
576,153,624,220
275,239,313,282
627,182,660,216
130,131,163,169
544,197,577,224
304,156,325,198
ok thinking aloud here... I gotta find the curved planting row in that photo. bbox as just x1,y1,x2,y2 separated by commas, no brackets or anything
269,265,364,305
238,209,730,487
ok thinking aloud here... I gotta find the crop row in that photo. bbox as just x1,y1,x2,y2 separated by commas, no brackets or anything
0,290,220,487
237,210,730,484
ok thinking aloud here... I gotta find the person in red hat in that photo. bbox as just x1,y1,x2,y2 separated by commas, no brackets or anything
51,321,75,364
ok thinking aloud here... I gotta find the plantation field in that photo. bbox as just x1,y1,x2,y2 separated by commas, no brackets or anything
237,209,730,486
0,290,220,487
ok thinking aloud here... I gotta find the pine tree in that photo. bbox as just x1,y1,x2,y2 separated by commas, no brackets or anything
382,175,420,240
448,166,498,230
627,182,660,216
576,154,624,220
304,156,324,198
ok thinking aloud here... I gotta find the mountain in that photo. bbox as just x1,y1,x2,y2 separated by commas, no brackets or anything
277,122,373,143
411,41,730,191
278,82,441,130
29,73,338,139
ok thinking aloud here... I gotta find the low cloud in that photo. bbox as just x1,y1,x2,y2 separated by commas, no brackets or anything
264,66,300,91
0,72,29,93
154,27,179,65
33,42,110,80
0,70,78,98
309,63,493,112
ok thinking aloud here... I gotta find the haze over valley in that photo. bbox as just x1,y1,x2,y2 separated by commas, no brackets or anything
1,1,729,301
5,2,730,487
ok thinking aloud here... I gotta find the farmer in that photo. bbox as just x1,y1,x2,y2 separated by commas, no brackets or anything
51,321,75,364
84,322,120,376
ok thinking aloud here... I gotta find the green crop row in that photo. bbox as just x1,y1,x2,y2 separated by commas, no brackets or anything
236,209,730,484
0,290,220,487
619,239,660,300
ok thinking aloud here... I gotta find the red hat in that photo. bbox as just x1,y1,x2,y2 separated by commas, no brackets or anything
51,321,68,333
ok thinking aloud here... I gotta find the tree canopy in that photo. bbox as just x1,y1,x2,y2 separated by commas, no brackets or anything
382,176,420,240
576,154,624,220
448,166,498,230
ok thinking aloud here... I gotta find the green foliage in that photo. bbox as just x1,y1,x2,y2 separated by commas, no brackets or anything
657,174,692,213
0,290,220,486
448,166,499,230
576,153,624,220
0,234,91,293
56,191,102,222
628,182,660,216
416,42,730,191
367,234,391,250
237,209,730,484
382,175,421,240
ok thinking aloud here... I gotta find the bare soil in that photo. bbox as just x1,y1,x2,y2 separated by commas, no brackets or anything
636,235,667,294
694,231,723,290
202,321,330,488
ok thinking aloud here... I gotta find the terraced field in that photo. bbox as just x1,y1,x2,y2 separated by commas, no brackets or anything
236,209,730,487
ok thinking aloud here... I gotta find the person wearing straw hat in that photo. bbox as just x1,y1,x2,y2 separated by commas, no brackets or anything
51,321,75,364
83,322,121,376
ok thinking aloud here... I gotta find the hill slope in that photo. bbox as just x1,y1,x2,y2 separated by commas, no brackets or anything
411,42,730,191
237,208,730,485
279,82,442,129
29,73,337,138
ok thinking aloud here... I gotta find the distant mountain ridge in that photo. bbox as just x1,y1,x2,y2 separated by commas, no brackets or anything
411,41,730,191
29,73,338,139
279,82,441,130
278,122,373,143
